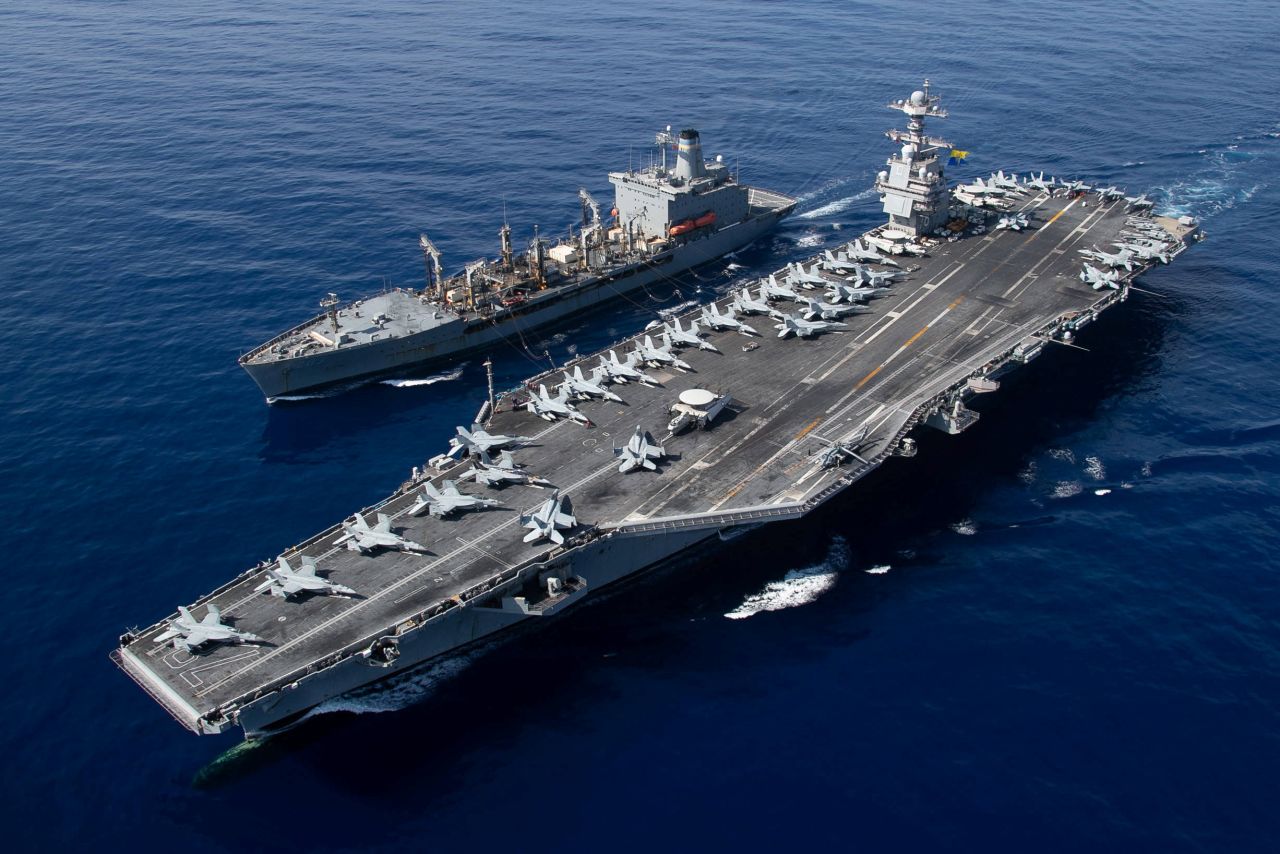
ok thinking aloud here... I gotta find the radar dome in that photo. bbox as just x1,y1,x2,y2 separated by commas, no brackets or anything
909,90,926,106
901,143,917,161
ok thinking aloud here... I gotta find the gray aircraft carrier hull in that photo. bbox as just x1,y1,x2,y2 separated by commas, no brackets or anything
241,212,789,400
115,187,1202,740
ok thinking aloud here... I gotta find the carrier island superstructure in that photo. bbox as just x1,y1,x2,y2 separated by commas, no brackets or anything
115,83,1203,739
239,127,797,400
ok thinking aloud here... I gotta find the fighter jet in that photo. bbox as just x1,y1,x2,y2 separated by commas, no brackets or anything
996,212,1032,231
732,287,785,318
1097,185,1126,202
632,335,693,371
826,282,884,304
804,297,869,321
1079,245,1137,271
614,425,667,473
458,449,551,490
785,262,831,290
520,492,578,545
409,479,503,518
526,384,590,424
337,512,428,554
844,238,901,266
1119,241,1171,264
853,265,903,288
448,423,529,458
1025,172,1056,193
820,250,861,274
559,365,624,402
700,303,758,336
1125,193,1154,211
776,314,848,339
1059,179,1093,195
155,604,263,653
662,318,720,353
954,177,1009,198
953,189,1007,210
1079,263,1122,290
597,349,660,386
760,275,803,302
988,170,1024,193
255,555,355,599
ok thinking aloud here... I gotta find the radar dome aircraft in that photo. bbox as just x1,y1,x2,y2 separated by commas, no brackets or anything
410,480,503,518
448,423,529,458
154,604,262,652
255,555,355,599
520,492,578,545
614,426,667,473
338,512,428,554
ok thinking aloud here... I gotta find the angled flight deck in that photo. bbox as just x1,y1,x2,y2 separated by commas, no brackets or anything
115,83,1201,739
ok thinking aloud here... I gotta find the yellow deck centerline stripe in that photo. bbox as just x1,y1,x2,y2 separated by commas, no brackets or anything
793,418,823,441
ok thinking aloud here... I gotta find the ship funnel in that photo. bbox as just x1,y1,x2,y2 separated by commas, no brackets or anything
673,128,706,181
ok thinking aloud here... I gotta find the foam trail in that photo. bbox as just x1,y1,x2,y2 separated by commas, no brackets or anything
659,299,700,319
307,649,480,719
381,364,466,388
267,393,329,403
725,537,848,619
797,188,876,220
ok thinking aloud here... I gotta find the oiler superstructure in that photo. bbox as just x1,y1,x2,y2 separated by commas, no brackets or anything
238,127,796,400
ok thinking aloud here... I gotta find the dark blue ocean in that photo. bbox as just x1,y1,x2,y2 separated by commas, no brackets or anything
3,1,1279,850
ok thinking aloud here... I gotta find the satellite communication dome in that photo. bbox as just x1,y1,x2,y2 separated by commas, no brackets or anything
901,143,917,161
910,90,926,106
678,388,717,407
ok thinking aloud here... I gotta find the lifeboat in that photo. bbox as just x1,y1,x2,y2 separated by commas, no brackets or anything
668,219,696,236
693,211,717,228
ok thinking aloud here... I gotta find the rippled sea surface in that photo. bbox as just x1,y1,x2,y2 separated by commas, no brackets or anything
3,1,1278,850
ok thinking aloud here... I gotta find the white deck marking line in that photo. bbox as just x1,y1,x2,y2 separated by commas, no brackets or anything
863,263,965,345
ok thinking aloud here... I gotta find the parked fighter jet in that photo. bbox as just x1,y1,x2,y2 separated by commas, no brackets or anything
760,275,803,302
526,384,590,424
1119,241,1171,264
1079,263,1122,290
338,512,428,554
988,170,1024,193
845,238,901,266
996,212,1032,231
155,604,263,652
662,318,720,352
733,287,785,318
520,492,578,545
410,480,503,518
448,423,529,458
1059,179,1092,195
954,177,1008,198
632,335,693,371
853,265,903,287
1079,245,1137,271
457,449,551,490
700,303,758,336
1025,172,1056,193
826,282,884,304
255,555,355,599
560,365,624,402
953,189,1006,210
1125,193,1154,211
776,314,848,339
614,426,667,473
804,298,869,321
597,350,660,386
1096,185,1126,201
820,250,860,274
785,262,831,290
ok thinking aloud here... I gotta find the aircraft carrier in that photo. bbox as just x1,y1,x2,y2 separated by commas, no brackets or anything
114,82,1202,739
239,126,796,401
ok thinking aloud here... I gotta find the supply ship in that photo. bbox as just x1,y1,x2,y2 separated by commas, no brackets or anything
115,82,1202,738
239,127,797,400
